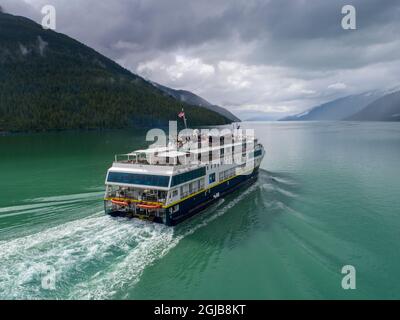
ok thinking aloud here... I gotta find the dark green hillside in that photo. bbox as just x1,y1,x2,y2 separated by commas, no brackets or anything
0,12,230,132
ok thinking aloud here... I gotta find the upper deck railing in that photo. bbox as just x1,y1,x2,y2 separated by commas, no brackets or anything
113,132,260,169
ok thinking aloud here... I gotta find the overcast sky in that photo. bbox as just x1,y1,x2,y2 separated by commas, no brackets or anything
3,0,400,119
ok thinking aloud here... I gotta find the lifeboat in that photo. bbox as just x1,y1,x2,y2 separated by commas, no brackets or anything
111,199,129,206
137,203,162,210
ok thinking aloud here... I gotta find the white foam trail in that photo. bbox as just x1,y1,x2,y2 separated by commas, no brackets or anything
28,192,104,203
268,175,298,186
0,183,257,300
261,183,298,198
69,184,258,300
0,214,151,299
0,191,103,218
69,221,175,299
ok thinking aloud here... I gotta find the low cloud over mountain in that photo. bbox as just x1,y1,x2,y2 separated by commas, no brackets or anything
3,0,400,118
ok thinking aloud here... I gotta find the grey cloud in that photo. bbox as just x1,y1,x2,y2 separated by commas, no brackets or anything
5,0,400,68
3,0,400,117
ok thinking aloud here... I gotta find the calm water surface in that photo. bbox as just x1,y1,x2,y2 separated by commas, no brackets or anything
0,122,399,299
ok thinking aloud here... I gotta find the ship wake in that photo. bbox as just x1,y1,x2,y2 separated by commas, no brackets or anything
0,182,258,299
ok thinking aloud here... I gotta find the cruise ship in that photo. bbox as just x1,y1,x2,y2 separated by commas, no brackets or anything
104,127,265,226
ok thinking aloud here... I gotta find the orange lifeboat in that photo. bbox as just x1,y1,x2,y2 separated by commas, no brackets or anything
111,199,129,206
137,203,162,210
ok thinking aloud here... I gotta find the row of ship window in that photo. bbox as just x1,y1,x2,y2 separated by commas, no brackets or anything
108,168,208,189
107,172,170,187
169,167,238,200
169,178,205,199
108,161,245,190
219,168,236,181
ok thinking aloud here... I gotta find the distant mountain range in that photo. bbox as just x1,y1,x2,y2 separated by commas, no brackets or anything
240,112,283,122
0,12,234,132
280,89,400,122
346,91,400,121
152,83,240,122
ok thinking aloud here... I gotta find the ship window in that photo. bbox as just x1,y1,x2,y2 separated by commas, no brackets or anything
172,189,178,197
107,172,170,187
209,173,216,184
171,167,206,187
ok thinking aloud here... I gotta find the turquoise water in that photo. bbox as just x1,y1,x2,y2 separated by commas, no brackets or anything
0,122,399,299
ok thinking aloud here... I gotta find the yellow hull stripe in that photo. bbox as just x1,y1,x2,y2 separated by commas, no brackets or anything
103,198,163,206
